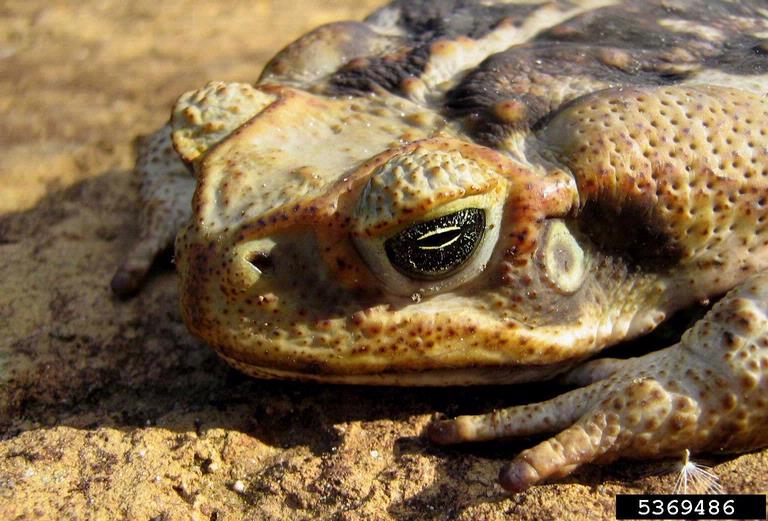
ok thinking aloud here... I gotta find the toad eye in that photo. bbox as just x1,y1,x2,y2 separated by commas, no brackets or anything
352,192,504,297
384,208,485,280
351,146,508,297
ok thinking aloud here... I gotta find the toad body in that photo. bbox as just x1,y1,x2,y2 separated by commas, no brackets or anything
113,0,768,491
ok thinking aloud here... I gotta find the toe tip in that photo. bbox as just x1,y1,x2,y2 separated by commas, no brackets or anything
110,266,144,298
499,462,537,493
426,419,460,445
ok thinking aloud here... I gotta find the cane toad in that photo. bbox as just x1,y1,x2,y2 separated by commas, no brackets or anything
113,0,768,491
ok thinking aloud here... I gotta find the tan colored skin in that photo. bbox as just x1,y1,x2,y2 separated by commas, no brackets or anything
113,0,768,492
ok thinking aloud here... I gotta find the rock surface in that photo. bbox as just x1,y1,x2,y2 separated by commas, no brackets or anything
0,1,766,520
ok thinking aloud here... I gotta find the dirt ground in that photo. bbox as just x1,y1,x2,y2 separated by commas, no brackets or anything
1,1,766,520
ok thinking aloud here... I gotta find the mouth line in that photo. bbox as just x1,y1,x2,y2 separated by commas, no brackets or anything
216,352,578,386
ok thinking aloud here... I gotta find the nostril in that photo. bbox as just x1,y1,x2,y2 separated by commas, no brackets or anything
247,251,273,273
233,239,277,287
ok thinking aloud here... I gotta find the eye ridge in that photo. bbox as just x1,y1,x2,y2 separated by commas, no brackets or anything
384,208,485,280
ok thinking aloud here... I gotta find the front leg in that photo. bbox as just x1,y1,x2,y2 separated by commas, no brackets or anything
428,272,768,492
110,125,194,296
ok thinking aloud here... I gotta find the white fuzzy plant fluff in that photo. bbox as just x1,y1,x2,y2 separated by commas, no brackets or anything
673,450,724,495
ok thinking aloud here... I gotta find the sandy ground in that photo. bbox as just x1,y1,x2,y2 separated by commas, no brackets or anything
1,1,766,520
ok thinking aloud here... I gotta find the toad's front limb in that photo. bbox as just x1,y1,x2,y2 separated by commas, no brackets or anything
111,125,194,296
428,272,768,492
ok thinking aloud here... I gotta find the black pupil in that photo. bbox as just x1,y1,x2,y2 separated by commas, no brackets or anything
384,208,485,280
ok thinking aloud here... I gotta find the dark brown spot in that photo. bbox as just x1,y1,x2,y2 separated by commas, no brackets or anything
576,196,683,270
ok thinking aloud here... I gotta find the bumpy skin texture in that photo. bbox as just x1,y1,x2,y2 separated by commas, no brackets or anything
116,0,768,491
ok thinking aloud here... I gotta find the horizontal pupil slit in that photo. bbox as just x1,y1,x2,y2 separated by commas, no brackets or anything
417,226,462,249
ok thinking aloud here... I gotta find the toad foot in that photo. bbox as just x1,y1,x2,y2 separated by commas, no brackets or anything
428,272,768,491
